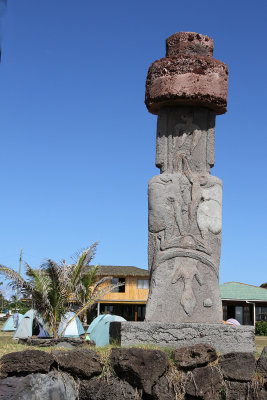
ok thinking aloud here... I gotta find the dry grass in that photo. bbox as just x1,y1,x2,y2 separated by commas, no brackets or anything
255,335,267,357
0,321,81,358
1,321,266,360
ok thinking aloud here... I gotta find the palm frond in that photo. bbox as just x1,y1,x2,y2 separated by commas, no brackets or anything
90,276,113,298
71,242,98,286
0,265,32,291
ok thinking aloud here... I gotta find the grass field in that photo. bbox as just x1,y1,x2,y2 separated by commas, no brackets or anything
0,321,266,359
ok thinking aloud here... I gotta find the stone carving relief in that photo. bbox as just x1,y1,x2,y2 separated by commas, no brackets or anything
148,154,222,268
145,33,227,324
172,257,203,316
156,107,216,174
146,109,222,322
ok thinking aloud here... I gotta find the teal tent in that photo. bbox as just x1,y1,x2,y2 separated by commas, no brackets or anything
13,309,49,339
58,312,85,337
1,313,23,331
87,314,126,346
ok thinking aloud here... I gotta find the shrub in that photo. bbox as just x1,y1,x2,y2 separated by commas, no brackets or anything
255,321,267,336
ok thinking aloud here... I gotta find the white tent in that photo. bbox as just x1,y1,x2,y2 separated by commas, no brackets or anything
13,309,49,339
58,312,85,337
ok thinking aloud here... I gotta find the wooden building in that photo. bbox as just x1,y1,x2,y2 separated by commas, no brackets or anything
89,266,149,322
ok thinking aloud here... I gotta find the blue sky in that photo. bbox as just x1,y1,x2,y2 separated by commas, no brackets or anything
0,0,266,296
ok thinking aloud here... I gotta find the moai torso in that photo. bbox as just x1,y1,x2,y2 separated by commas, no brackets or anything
145,32,228,323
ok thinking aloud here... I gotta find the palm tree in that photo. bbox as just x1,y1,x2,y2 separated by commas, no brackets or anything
0,243,121,337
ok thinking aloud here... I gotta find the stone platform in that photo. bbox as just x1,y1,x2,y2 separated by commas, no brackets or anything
110,322,255,354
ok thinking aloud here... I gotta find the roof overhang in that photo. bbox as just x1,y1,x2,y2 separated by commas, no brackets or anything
222,298,267,302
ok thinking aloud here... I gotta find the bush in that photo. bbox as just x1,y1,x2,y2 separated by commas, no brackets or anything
255,321,267,336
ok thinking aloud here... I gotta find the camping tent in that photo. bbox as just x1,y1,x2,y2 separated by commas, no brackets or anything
58,312,85,338
13,309,49,339
87,314,126,346
1,313,23,331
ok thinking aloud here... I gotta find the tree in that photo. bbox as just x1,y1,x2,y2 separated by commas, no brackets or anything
261,283,267,289
0,282,5,311
0,243,121,337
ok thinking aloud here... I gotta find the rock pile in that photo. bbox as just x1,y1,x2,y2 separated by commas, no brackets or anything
0,344,266,399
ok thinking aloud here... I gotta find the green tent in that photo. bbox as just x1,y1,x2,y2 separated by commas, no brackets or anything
87,314,126,346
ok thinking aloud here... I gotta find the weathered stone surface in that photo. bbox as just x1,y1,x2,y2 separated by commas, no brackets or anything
110,347,168,395
79,376,142,400
219,352,256,381
152,374,177,400
145,32,228,116
154,107,216,175
185,365,223,399
144,33,229,327
55,342,75,349
110,321,256,353
171,343,217,370
146,109,223,323
146,56,228,115
18,337,95,347
0,350,54,376
224,381,251,400
52,348,102,379
257,346,267,377
166,32,214,58
251,381,267,400
0,371,76,400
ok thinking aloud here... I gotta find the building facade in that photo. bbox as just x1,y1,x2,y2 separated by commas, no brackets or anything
91,267,267,326
220,282,267,326
89,266,149,322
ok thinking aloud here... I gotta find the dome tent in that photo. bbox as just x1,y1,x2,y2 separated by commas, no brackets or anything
1,313,23,331
58,311,85,338
13,309,49,339
87,314,126,346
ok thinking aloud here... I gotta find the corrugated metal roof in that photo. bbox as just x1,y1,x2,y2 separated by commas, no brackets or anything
220,282,267,301
87,265,149,277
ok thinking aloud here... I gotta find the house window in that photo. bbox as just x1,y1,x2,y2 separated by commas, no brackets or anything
256,306,267,321
137,279,149,289
235,306,243,325
111,277,125,293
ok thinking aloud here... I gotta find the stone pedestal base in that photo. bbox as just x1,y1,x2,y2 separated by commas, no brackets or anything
110,322,255,354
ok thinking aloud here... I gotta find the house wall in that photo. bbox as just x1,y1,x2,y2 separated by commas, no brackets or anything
99,276,149,302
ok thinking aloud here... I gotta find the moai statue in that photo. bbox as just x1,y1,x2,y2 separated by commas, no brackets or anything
145,32,228,323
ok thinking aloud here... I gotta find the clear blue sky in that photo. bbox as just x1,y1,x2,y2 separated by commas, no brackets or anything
0,0,266,295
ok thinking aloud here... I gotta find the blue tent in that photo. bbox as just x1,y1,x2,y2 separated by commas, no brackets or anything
13,309,50,339
1,313,23,331
87,314,126,346
58,312,85,337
